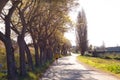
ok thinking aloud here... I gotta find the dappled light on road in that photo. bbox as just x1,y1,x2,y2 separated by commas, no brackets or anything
40,53,119,80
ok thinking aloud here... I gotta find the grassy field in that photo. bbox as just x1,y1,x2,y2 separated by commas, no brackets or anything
77,55,120,77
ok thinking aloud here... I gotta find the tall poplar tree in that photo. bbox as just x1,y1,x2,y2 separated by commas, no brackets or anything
76,9,88,55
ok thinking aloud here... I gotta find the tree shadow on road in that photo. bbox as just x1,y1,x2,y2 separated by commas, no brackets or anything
60,69,97,80
53,63,75,66
41,56,98,80
42,65,98,80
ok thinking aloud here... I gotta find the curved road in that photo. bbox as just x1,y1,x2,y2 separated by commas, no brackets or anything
40,53,120,80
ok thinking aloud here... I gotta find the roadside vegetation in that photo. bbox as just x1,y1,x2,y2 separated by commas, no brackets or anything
0,46,53,80
77,55,120,77
0,0,75,80
96,52,120,60
74,0,120,78
0,45,70,80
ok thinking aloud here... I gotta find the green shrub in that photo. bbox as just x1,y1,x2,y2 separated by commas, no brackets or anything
98,53,120,60
0,72,7,80
28,72,37,80
107,64,120,74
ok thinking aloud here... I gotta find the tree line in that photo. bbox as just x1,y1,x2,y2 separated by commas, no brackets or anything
0,0,75,80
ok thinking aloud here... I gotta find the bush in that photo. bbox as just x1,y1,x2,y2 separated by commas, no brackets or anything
104,56,111,59
107,64,120,74
114,57,120,60
96,52,120,60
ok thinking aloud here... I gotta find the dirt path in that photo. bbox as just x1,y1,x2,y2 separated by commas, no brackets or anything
40,53,120,80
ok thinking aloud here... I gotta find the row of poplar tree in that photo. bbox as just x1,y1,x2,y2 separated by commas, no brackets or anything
0,0,75,80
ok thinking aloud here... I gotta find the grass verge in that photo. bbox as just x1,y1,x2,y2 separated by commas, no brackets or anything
19,60,54,80
0,60,54,80
77,55,120,77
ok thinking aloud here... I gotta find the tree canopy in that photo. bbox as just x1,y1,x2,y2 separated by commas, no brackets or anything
0,0,76,79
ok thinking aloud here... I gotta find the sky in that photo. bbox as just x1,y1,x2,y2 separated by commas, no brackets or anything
65,0,120,47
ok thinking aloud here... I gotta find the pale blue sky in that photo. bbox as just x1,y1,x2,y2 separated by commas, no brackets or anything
65,0,120,47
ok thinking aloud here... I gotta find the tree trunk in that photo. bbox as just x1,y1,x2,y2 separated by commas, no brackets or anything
33,43,40,67
81,51,85,56
4,39,18,80
43,46,47,63
24,40,34,70
30,31,40,67
48,47,52,60
4,12,18,80
39,45,43,66
46,47,49,61
18,35,26,76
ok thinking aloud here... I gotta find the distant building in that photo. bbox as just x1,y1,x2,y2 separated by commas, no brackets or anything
106,46,120,52
95,46,120,53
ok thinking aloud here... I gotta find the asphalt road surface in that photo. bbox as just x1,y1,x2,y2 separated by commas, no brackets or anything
40,53,120,80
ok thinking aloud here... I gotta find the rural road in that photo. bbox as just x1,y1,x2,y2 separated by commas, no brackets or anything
40,53,120,80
